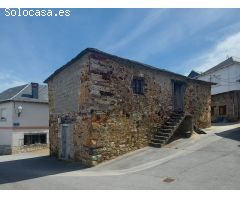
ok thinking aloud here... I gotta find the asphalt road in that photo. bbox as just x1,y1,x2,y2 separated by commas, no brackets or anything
0,123,239,190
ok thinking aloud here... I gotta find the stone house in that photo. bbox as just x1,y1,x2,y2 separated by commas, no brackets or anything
196,57,240,122
44,48,212,166
0,83,49,155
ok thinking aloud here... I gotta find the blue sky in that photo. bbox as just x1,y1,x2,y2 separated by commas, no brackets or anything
1,8,240,92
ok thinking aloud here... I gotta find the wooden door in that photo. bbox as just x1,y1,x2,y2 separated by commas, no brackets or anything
173,82,184,112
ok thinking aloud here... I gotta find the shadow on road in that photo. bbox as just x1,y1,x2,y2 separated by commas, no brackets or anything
215,127,240,142
0,156,86,185
212,122,240,127
0,126,239,186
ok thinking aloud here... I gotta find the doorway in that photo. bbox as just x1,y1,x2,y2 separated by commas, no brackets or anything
173,81,185,112
60,124,72,160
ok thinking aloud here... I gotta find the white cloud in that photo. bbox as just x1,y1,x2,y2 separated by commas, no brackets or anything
116,10,227,63
99,9,236,65
128,20,185,62
104,9,166,52
186,31,240,73
0,72,26,93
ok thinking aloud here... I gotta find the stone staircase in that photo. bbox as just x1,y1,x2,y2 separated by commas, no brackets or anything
149,111,186,148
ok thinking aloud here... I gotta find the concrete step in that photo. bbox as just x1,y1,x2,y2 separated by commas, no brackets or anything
163,125,175,129
149,112,185,148
160,129,172,133
165,122,177,126
155,132,170,137
151,138,166,144
153,135,168,140
149,142,163,148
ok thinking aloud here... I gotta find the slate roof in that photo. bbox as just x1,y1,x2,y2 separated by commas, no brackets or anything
0,85,27,102
188,70,200,78
0,83,48,104
44,48,213,85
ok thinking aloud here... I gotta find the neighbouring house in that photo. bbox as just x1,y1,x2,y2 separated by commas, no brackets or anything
0,83,49,155
188,70,200,78
196,57,240,122
44,48,212,166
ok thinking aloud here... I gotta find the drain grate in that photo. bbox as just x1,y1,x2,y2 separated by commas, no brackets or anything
163,177,175,183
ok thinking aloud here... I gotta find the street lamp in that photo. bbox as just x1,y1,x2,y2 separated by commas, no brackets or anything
17,106,23,117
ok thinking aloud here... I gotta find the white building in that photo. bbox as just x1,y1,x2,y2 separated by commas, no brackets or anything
0,83,49,155
196,57,240,122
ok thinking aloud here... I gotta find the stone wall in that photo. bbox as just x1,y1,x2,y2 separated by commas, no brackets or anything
48,54,89,114
211,90,240,122
185,81,211,128
0,145,12,155
80,54,174,165
0,144,49,155
48,51,212,166
11,144,49,154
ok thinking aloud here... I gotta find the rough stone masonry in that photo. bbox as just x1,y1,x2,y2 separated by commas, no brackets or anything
44,48,212,166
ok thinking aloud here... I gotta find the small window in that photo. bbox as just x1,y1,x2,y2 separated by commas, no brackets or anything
24,134,47,145
0,108,7,121
132,77,144,94
219,105,227,116
211,106,216,116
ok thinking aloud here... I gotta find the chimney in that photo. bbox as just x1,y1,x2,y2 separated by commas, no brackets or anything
31,83,39,99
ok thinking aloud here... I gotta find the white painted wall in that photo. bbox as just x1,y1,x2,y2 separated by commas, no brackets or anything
0,102,13,127
198,63,240,95
0,101,49,147
0,130,12,145
12,102,49,127
12,102,49,147
0,102,13,145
